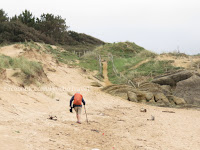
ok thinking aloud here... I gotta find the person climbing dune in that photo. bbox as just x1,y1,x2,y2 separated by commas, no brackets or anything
69,92,86,124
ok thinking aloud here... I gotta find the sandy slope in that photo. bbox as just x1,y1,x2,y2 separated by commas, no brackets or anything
0,46,200,150
157,55,200,69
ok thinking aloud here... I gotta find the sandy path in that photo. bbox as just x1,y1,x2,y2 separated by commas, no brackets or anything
0,60,200,149
102,61,112,86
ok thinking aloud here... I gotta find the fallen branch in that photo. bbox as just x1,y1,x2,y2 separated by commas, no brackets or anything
162,111,175,113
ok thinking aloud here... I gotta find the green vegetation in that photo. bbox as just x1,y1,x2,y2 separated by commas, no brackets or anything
79,52,99,71
0,9,184,86
135,60,182,76
95,42,145,57
107,56,146,84
0,54,43,84
44,44,78,64
0,9,104,46
86,42,182,84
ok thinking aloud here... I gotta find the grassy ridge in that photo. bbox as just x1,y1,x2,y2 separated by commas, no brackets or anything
77,42,182,84
95,42,145,57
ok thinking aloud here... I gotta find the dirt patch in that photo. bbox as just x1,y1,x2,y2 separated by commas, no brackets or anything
0,44,24,57
157,54,200,69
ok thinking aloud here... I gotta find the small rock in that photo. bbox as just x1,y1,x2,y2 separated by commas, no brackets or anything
147,115,155,121
140,108,147,112
48,115,57,121
127,91,138,102
155,93,170,104
173,96,186,105
67,92,73,96
143,92,154,101
91,129,99,133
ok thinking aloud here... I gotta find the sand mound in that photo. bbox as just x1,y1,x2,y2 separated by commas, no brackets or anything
0,44,24,57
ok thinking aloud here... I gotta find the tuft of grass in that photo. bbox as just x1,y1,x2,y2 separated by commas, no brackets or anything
0,55,43,84
23,41,41,50
137,50,157,58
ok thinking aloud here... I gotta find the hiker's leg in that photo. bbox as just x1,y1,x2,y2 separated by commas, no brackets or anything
77,107,82,123
77,114,81,122
76,114,79,121
74,107,79,122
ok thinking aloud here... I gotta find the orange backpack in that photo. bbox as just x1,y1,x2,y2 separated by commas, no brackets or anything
73,93,83,105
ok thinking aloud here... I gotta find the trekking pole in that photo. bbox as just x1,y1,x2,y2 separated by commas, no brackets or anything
84,105,89,123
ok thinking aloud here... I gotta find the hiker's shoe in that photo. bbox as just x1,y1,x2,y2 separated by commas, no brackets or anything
77,121,81,124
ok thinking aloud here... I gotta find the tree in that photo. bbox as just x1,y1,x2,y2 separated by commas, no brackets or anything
0,9,8,22
16,10,36,27
36,13,68,42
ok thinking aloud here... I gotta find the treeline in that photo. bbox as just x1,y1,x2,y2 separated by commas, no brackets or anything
0,9,104,45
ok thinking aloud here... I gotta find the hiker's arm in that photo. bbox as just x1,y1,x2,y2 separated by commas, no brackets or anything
69,96,74,107
82,98,86,105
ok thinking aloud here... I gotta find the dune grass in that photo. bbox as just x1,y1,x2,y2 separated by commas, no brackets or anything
0,54,43,80
44,44,78,64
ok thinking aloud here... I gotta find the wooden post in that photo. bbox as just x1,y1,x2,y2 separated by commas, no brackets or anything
98,55,102,74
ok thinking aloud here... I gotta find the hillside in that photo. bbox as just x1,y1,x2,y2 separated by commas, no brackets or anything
0,43,200,150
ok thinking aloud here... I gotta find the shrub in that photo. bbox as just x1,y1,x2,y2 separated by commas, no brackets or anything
0,21,55,44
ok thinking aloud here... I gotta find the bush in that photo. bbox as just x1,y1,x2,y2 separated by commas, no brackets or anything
0,21,55,44
68,31,104,45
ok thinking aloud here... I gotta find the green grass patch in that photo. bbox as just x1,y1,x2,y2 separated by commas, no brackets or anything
135,60,182,76
107,61,127,84
79,57,99,71
113,57,146,72
0,55,43,83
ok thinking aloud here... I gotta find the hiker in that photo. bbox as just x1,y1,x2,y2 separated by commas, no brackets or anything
69,92,86,124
